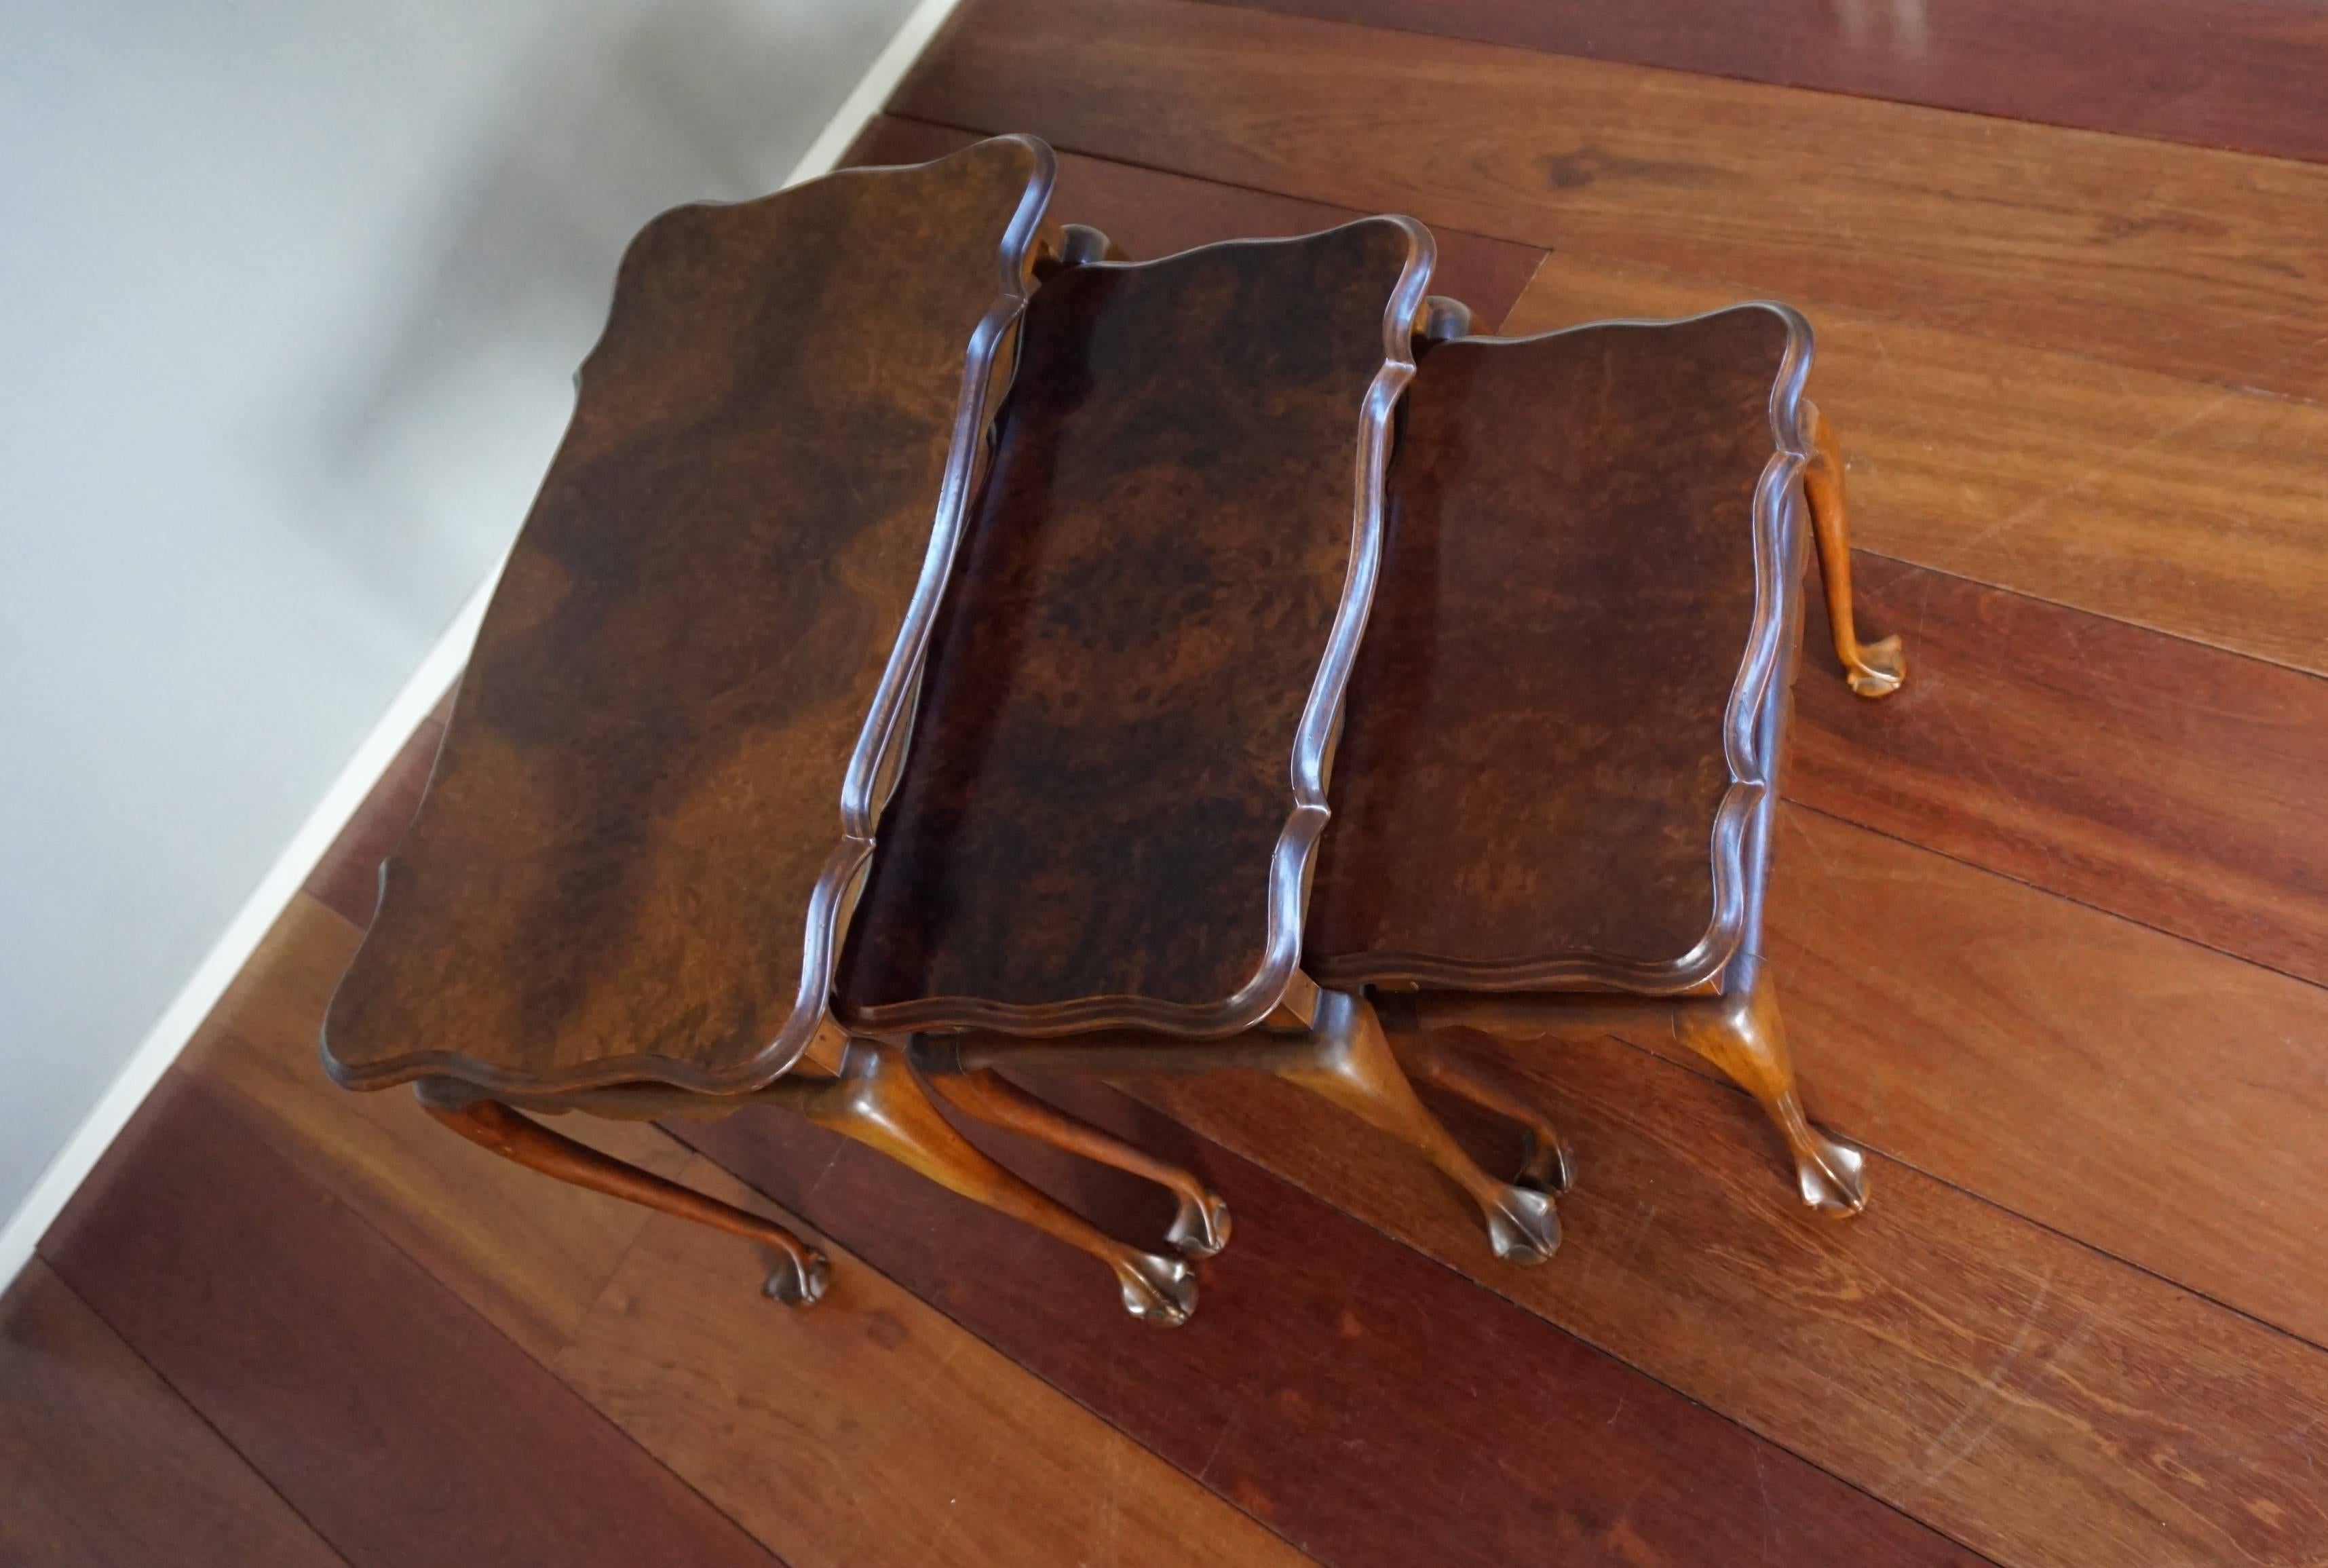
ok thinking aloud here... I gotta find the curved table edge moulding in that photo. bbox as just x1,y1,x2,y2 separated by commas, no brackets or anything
1308,301,1814,999
318,134,1059,1099
835,214,1438,1042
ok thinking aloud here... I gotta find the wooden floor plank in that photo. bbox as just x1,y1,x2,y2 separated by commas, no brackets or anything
895,0,2328,401
162,884,1303,1568
848,115,1546,329
1504,251,2328,678
178,892,689,1364
675,1093,1985,1567
557,1155,1322,1568
1195,0,2328,168
1121,1033,2328,1568
1713,804,2328,1355
39,1075,778,1568
1,1259,347,1568
1791,555,2328,989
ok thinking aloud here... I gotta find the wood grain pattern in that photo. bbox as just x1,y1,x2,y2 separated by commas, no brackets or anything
1198,0,2328,167
895,0,2328,400
1,1260,346,1568
1503,251,2328,678
1309,307,1789,985
839,217,1426,1031
326,135,1053,1094
556,1155,1320,1568
183,894,688,1364
39,1075,778,1568
1734,805,2328,1354
166,889,1300,1568
674,1090,1984,1567
849,115,1546,330
1124,1031,2328,1568
1790,556,2328,989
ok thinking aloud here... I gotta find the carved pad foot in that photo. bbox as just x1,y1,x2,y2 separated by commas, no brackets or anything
1795,1130,1869,1217
1165,1191,1233,1258
1116,1253,1199,1326
1846,633,1906,699
763,1246,833,1307
1481,1183,1561,1265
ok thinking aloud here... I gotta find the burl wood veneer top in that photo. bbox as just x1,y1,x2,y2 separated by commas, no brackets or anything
836,218,1432,1035
323,136,1054,1094
1307,305,1804,992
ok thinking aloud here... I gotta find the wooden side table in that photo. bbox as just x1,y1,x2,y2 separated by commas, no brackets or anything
321,137,1213,1312
1307,303,1901,1217
839,217,1573,1276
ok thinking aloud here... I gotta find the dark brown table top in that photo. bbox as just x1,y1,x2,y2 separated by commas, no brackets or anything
322,135,1054,1095
1305,305,1806,994
833,218,1432,1036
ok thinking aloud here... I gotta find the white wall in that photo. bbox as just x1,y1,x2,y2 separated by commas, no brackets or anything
0,0,934,1268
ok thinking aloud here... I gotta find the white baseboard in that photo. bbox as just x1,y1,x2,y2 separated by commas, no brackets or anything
0,575,489,1291
0,0,966,1295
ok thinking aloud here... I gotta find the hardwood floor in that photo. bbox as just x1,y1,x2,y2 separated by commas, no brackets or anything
12,3,2328,1563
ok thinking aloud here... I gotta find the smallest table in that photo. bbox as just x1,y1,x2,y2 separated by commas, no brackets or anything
1309,300,1901,1217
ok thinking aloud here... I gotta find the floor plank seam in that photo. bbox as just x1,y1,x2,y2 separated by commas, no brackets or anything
1573,1020,2328,1367
1105,1087,2016,1567
1782,796,2328,1003
28,1262,361,1568
679,1092,1997,1565
670,1115,1333,1567
41,1077,799,1568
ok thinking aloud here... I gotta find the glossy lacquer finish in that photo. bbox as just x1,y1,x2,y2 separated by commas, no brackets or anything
839,218,1432,1033
323,136,1054,1095
1308,306,1804,991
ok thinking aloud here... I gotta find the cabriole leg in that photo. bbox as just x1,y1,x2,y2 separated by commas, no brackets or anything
1802,398,1906,699
1670,970,1868,1217
912,1039,1231,1257
1280,991,1561,1265
1391,1030,1572,1195
764,1041,1198,1326
415,1084,830,1305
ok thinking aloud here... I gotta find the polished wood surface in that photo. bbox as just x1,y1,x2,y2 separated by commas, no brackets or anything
1790,556,2328,989
1,1261,346,1568
1198,0,2328,166
1308,309,1789,988
418,1092,828,1304
324,135,1052,1096
1800,402,1905,698
1504,252,2328,678
1749,805,2328,1352
1131,1034,2328,1568
561,1157,1312,1568
26,895,1316,1567
183,894,694,1364
848,115,1547,332
26,0,2328,1560
42,1076,780,1568
895,0,2328,401
917,1046,1233,1256
839,217,1428,1032
679,1083,1980,1567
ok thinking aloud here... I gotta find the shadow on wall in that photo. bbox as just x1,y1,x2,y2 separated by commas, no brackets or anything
299,0,915,637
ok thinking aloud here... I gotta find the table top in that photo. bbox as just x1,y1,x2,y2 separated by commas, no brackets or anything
322,135,1054,1095
834,217,1432,1035
1305,305,1808,994
324,157,1815,1095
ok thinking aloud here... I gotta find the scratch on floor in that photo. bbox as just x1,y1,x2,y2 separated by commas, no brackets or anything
1900,1263,2057,1492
